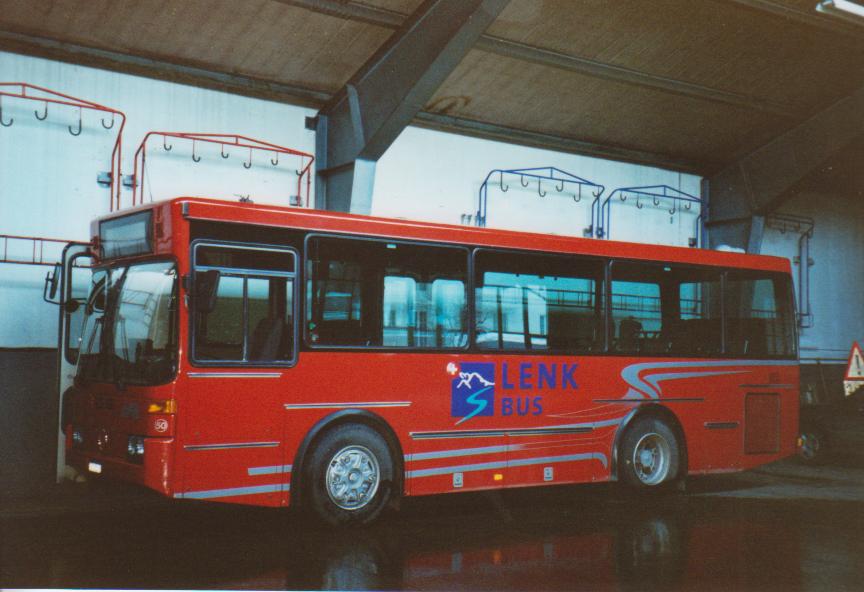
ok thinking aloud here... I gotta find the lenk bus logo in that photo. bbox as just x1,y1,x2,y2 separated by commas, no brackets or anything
449,361,579,425
450,362,496,426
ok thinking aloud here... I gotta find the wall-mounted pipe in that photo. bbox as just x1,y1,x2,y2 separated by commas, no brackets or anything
766,213,815,328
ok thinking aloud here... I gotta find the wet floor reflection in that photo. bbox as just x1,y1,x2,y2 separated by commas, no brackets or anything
3,482,864,590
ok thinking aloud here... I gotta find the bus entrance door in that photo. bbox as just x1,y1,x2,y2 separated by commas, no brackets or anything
46,242,93,482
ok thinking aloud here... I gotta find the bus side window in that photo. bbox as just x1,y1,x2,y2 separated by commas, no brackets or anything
193,243,296,365
671,268,722,356
474,250,603,353
307,236,468,349
609,262,662,354
724,273,795,358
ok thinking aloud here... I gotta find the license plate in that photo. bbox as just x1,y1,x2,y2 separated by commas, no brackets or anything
88,462,102,474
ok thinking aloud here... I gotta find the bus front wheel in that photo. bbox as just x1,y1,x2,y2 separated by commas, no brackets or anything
619,416,681,490
305,423,394,526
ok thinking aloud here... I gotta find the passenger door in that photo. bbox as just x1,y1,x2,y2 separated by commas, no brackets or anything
179,241,298,504
51,243,93,482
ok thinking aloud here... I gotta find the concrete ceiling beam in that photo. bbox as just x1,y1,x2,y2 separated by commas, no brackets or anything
278,0,799,118
310,0,510,213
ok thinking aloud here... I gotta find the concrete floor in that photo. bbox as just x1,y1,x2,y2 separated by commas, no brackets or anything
2,459,864,590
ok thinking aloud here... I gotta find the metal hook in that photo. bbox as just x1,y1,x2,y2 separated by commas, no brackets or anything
35,102,48,121
573,185,582,203
619,192,627,201
555,179,564,192
592,189,602,199
191,140,201,163
221,144,229,159
271,152,279,166
653,196,660,206
636,195,643,209
684,201,692,211
101,112,115,129
520,174,529,188
243,148,252,169
68,107,82,136
499,171,509,192
0,97,13,127
163,136,173,152
669,200,677,215
538,178,546,197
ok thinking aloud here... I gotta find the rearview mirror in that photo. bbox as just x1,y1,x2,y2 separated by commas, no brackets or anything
194,269,221,314
43,265,61,304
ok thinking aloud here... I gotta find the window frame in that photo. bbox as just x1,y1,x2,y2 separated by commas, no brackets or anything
190,239,299,368
471,247,606,355
303,232,471,352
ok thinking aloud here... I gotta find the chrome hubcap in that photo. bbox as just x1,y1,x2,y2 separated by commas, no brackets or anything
633,432,671,485
326,445,380,510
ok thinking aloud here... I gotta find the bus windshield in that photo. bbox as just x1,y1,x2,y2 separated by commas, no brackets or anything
77,260,178,386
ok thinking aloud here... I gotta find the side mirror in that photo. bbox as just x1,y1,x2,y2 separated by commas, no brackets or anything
43,264,61,304
194,269,221,314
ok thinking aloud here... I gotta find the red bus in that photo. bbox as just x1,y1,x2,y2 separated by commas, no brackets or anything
61,197,799,525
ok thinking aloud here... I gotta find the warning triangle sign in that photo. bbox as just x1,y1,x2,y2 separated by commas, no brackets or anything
846,342,864,381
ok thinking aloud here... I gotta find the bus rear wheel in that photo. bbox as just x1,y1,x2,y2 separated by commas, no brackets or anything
305,423,394,526
619,416,681,490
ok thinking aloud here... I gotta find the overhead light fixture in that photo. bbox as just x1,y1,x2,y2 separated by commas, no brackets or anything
816,0,864,24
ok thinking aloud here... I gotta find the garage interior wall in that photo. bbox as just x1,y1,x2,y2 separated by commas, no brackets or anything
1,50,861,495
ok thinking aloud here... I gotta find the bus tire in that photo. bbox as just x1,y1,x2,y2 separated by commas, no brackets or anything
619,416,681,490
305,423,394,526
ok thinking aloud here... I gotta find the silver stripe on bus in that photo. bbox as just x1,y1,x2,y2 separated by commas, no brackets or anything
410,419,621,440
174,483,286,499
248,464,293,476
406,441,602,462
406,445,510,462
184,441,280,451
621,359,797,400
188,372,283,378
406,453,607,479
284,402,412,410
592,397,704,404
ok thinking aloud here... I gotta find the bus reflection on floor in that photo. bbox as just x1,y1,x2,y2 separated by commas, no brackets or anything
209,496,804,591
7,488,850,590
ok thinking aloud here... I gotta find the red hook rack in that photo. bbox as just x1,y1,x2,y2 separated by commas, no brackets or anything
131,132,314,209
0,83,126,211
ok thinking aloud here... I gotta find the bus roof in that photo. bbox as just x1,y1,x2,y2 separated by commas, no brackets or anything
98,197,792,274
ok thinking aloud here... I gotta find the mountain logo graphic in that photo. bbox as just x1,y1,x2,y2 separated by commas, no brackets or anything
451,362,495,425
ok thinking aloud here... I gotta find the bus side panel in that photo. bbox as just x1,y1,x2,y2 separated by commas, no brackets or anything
176,372,288,507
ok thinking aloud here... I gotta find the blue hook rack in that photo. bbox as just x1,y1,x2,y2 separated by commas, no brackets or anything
597,184,702,243
475,166,604,231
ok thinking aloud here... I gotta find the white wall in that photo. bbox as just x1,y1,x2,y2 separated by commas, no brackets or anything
0,52,315,346
372,127,701,243
761,191,864,362
4,50,703,348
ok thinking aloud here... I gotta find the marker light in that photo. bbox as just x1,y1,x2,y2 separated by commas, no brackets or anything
147,399,177,414
493,473,504,481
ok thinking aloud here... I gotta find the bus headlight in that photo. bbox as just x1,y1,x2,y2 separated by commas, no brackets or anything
127,435,145,463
